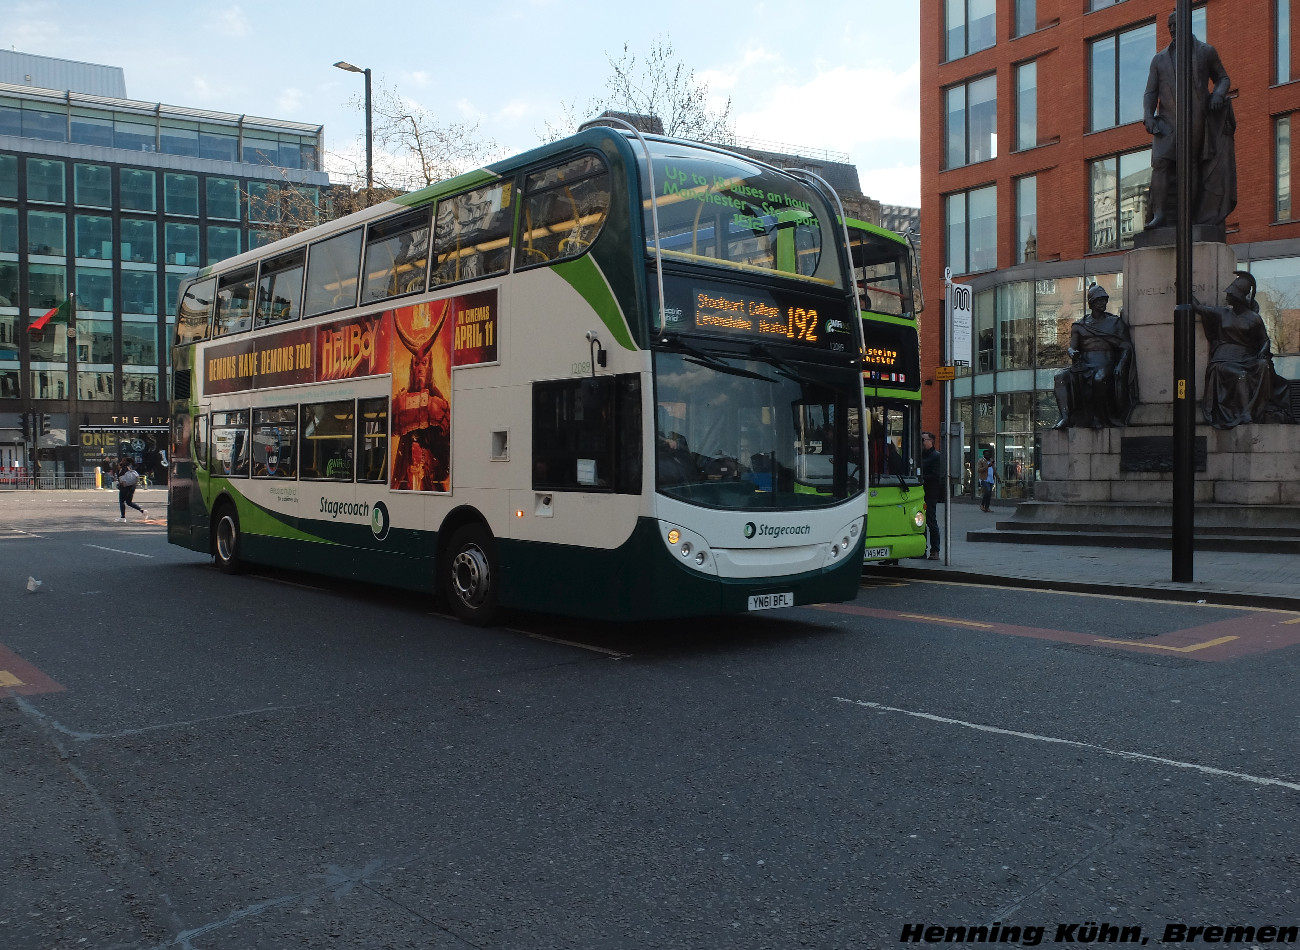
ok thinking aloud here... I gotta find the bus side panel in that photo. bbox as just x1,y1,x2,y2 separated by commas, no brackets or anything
239,532,435,593
498,517,864,621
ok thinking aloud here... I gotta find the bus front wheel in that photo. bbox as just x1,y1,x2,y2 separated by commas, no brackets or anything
443,524,499,626
213,504,246,574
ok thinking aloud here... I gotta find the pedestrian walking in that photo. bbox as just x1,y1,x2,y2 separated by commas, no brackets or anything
978,448,996,512
116,457,147,522
919,431,944,560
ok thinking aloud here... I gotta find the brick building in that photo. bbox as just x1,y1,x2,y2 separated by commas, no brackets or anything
921,0,1300,498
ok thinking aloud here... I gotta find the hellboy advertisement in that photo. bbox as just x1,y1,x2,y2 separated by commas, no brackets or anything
200,288,497,493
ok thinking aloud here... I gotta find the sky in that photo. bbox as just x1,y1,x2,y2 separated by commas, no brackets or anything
6,0,921,207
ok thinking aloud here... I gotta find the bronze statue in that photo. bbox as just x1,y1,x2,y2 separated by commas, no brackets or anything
1143,11,1236,229
1194,272,1294,428
1053,284,1138,429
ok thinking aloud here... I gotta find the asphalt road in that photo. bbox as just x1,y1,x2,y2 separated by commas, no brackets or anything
3,491,1299,949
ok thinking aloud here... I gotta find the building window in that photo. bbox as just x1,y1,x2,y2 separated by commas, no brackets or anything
70,109,112,147
120,169,156,212
26,159,65,203
198,124,239,163
76,318,115,364
122,318,158,366
160,120,199,157
945,75,997,169
120,219,157,264
998,281,1034,370
206,178,240,221
165,222,200,266
975,288,995,372
0,155,16,200
75,215,113,261
946,0,996,61
76,267,113,313
946,185,997,275
27,211,65,257
1279,0,1293,85
1090,150,1151,251
164,174,199,216
0,207,17,255
1248,258,1300,357
1090,23,1156,132
1278,115,1293,221
1016,61,1037,151
1015,0,1036,36
122,270,158,315
207,226,241,265
1089,0,1128,9
1015,176,1037,264
113,113,156,152
73,164,112,208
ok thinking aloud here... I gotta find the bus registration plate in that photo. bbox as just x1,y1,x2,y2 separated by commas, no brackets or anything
863,547,891,559
748,592,794,611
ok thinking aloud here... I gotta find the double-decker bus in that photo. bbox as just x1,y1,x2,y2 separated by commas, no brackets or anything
845,218,926,564
167,126,869,624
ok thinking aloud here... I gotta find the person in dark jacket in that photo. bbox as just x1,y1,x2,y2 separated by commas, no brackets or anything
919,431,944,560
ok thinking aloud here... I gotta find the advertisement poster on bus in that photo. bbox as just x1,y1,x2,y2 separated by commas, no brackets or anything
316,313,393,382
451,289,498,367
390,299,453,492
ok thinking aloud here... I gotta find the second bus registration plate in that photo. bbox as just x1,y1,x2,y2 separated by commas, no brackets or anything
748,592,794,611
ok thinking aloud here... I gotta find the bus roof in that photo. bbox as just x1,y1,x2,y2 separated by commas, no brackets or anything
843,216,908,246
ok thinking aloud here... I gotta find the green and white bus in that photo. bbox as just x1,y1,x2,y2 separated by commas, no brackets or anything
845,218,926,564
166,126,869,624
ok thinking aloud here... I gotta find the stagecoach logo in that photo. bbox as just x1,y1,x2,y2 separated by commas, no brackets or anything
370,501,391,541
744,521,812,541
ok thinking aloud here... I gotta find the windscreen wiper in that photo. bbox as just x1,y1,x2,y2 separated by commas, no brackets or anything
658,335,778,383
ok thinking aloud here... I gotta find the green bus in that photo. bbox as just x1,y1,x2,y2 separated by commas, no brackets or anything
166,126,870,623
845,218,926,564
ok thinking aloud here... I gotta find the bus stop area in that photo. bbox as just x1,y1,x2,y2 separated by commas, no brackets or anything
870,497,1300,611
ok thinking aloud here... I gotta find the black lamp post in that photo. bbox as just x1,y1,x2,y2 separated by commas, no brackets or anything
333,60,372,195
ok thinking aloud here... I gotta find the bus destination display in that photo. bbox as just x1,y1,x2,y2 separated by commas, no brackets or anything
689,288,850,349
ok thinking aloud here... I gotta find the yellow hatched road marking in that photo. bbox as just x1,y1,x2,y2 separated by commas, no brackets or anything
1280,617,1300,625
1094,635,1239,653
897,613,994,629
0,670,25,688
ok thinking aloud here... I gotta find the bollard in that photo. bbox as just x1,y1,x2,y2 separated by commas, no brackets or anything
95,466,102,489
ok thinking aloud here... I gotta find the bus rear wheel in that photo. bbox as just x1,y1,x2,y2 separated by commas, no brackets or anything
443,524,498,626
213,504,246,574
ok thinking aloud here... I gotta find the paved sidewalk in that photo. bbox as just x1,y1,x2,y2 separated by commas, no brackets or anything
868,497,1300,610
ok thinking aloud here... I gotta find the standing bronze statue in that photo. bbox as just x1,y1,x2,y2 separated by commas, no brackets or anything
1142,11,1236,229
1194,272,1294,428
1053,284,1138,429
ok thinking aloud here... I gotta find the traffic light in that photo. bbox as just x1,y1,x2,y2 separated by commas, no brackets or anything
40,413,50,436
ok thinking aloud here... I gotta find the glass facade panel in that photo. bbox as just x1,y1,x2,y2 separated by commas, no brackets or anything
945,76,997,168
75,215,113,261
122,371,159,402
1091,24,1156,131
0,206,16,254
1015,176,1037,265
22,103,66,142
1278,115,1292,222
76,267,113,312
74,164,112,208
27,211,65,257
122,321,158,366
997,392,1035,498
165,222,200,266
114,114,156,152
70,109,113,147
945,85,966,170
78,370,115,401
947,0,996,60
27,159,65,203
120,218,156,264
1249,257,1300,356
30,368,68,399
975,287,995,372
969,185,997,273
998,282,1034,370
243,136,279,165
1280,0,1293,85
1015,0,1035,35
1035,277,1080,370
206,226,241,265
1017,62,1037,151
77,318,115,364
122,270,157,315
206,178,240,220
160,120,199,157
248,182,280,224
0,155,15,199
120,169,156,212
945,192,967,276
164,174,199,216
0,261,17,306
198,125,239,162
1118,149,1152,246
1090,157,1118,250
28,263,66,311
0,99,16,137
0,314,19,360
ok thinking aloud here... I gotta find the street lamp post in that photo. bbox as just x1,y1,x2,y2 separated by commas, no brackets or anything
333,61,373,195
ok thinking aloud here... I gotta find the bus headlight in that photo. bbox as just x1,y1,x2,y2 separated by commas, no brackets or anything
914,511,926,528
822,517,865,569
659,522,717,576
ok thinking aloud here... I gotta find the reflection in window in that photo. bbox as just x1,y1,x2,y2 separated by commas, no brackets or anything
122,321,157,366
122,371,159,402
1279,0,1292,85
1277,115,1292,222
358,397,389,483
1247,257,1300,357
211,410,250,476
214,266,256,336
975,288,996,372
164,174,199,216
0,207,13,255
122,270,157,315
1090,149,1151,251
120,169,155,212
207,226,241,265
78,370,115,401
301,401,355,481
947,0,996,61
998,282,1034,371
519,155,611,267
431,182,513,285
28,263,66,311
1090,24,1155,132
303,229,362,316
166,222,200,266
256,249,304,327
253,407,298,478
0,155,15,199
1015,0,1035,36
362,210,430,303
76,215,113,260
74,164,112,207
27,159,65,203
27,211,65,256
1016,62,1037,151
207,178,240,220
76,267,113,312
175,277,214,345
945,75,997,169
120,218,156,263
1016,176,1037,265
945,185,997,275
77,319,115,364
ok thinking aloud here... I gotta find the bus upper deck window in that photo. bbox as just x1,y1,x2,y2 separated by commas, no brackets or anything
303,228,363,317
175,276,215,345
430,182,512,286
362,209,431,304
256,248,305,328
518,155,610,268
213,266,256,336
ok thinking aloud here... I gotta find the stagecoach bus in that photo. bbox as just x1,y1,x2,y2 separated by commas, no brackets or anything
167,126,869,623
845,218,926,564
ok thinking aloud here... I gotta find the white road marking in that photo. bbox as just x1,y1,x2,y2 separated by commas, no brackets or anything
835,697,1300,793
85,544,153,558
508,629,630,658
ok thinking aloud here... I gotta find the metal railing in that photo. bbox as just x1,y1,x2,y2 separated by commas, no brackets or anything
1,473,103,490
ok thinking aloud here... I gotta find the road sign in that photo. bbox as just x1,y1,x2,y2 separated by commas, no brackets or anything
949,281,973,366
935,366,956,381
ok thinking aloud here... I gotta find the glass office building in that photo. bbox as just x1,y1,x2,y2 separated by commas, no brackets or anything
0,54,327,481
